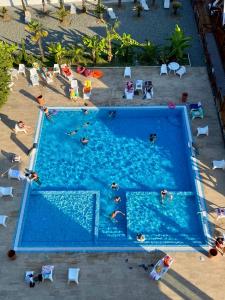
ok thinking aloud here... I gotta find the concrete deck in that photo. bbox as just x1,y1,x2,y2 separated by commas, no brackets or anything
0,66,225,300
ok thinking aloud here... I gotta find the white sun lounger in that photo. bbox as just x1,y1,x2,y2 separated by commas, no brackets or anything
68,268,80,284
125,90,134,100
164,0,170,8
135,80,143,91
107,8,116,20
29,68,39,86
140,0,149,10
53,64,60,75
124,67,131,78
0,215,8,227
42,265,54,282
8,169,25,181
212,160,225,170
25,271,34,285
18,64,26,76
197,126,209,136
176,66,186,78
150,255,173,280
0,187,13,197
160,64,168,75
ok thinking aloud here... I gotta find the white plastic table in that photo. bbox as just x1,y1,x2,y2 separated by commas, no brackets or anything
168,62,180,74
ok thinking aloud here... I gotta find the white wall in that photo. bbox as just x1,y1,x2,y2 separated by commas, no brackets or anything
1,0,81,6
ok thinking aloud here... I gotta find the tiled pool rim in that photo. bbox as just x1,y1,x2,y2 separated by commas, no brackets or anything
13,106,211,252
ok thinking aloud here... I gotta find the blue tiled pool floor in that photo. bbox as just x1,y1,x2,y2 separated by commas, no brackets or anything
14,107,208,251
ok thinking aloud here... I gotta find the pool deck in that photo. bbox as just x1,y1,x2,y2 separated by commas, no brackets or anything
0,66,225,299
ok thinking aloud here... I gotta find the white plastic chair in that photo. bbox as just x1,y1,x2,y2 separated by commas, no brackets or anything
176,66,186,78
42,265,54,282
197,126,209,136
160,64,168,75
0,187,13,197
8,82,14,92
18,64,26,76
107,8,116,20
212,160,225,170
0,215,8,227
68,268,80,284
8,169,25,180
53,64,60,75
70,3,76,14
29,68,39,86
124,67,131,78
135,80,143,91
164,0,170,8
140,0,149,10
10,68,18,80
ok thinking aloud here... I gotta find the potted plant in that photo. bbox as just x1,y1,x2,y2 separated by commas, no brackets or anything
181,92,188,103
208,248,218,258
55,7,70,26
1,7,11,22
172,1,182,15
135,3,143,17
95,3,105,21
7,249,16,260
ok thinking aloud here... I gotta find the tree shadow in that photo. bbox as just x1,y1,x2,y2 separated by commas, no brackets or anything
10,133,29,155
19,89,37,103
0,113,17,130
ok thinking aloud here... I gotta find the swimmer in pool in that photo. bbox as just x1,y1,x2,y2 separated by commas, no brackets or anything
66,130,78,136
110,210,125,221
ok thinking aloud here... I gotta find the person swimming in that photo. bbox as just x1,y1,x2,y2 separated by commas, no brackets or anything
83,122,90,127
110,210,125,221
108,111,116,119
114,196,121,203
66,130,78,136
111,182,119,190
82,109,89,115
149,133,157,143
80,137,89,145
43,107,52,120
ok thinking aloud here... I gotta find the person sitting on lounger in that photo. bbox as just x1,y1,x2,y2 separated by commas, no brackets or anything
143,81,153,99
110,210,125,221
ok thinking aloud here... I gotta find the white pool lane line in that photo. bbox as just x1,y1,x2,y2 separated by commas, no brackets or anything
14,106,210,252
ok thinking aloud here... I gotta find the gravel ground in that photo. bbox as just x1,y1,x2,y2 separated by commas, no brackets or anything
0,1,204,66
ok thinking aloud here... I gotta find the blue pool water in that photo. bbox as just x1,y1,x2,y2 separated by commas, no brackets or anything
15,107,207,250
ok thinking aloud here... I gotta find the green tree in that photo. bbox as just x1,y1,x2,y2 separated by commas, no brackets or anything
55,7,70,25
25,19,48,61
48,42,67,63
66,44,87,65
103,20,120,62
115,33,140,63
172,1,182,15
95,3,105,20
134,3,143,17
139,40,158,65
0,41,17,107
82,0,87,13
167,25,191,61
82,35,105,64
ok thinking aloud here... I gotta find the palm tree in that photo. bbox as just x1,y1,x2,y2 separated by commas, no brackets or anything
55,7,70,25
82,35,105,64
59,0,65,9
48,42,67,63
104,20,120,62
139,40,158,64
25,19,48,61
82,0,87,13
115,33,140,62
167,25,191,61
66,44,87,65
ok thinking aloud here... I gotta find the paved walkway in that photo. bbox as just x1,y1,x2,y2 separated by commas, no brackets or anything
0,66,225,299
0,2,204,66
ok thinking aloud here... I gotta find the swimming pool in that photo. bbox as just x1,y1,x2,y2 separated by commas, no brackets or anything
14,107,209,252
